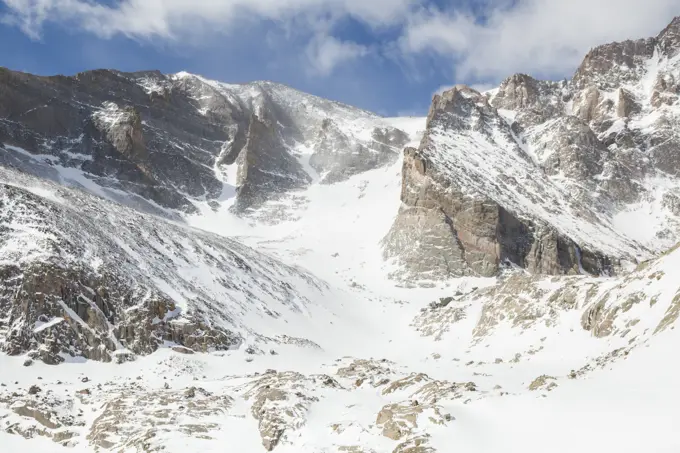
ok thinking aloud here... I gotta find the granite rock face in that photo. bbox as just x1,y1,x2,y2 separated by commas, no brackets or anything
383,86,628,280
233,110,311,212
309,119,408,184
0,69,409,215
384,17,680,280
0,69,228,213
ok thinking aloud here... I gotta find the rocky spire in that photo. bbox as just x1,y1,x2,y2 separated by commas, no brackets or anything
657,16,680,57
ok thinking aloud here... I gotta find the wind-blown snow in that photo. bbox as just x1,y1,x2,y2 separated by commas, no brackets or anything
3,60,680,453
423,112,644,261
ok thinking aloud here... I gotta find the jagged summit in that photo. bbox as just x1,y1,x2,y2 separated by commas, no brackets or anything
384,16,680,280
2,16,680,453
657,15,680,56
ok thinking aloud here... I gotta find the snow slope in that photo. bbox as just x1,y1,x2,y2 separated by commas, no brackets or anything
0,164,388,363
3,20,680,450
187,116,427,290
1,221,679,452
3,102,680,451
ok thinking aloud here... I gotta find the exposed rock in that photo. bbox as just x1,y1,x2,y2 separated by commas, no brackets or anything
384,18,680,282
382,204,470,280
393,435,436,453
528,115,607,180
581,292,646,338
88,387,232,451
172,346,195,355
0,167,328,363
382,373,430,396
376,401,451,441
491,74,565,127
339,447,378,453
309,119,406,184
657,16,680,58
655,291,680,334
383,84,632,280
0,68,228,212
528,375,557,391
413,301,467,340
12,404,59,429
232,110,311,212
0,68,413,218
617,88,640,118
243,371,337,450
663,191,680,216
336,358,395,387
573,38,656,89
0,259,238,362
428,297,453,310
572,85,602,123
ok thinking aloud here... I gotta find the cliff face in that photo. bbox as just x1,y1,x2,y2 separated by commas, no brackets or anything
383,87,621,280
384,18,680,280
0,69,409,216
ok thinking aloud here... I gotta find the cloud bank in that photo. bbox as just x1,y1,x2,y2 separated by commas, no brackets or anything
3,0,679,83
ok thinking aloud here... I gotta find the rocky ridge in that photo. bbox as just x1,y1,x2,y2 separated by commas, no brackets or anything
384,17,680,280
2,15,680,453
0,165,329,364
0,354,484,452
0,68,409,217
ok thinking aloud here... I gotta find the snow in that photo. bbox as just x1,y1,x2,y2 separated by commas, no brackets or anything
612,177,680,251
136,77,166,95
3,63,680,453
4,144,58,163
92,102,130,131
422,118,643,260
3,243,680,451
33,317,65,333
440,331,680,452
2,168,679,452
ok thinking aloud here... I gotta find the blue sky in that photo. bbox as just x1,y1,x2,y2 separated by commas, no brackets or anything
1,0,678,116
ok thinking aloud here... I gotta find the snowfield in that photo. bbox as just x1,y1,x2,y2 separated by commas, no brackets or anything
2,133,680,451
3,25,680,451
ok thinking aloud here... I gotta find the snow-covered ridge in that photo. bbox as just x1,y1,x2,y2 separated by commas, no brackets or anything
3,17,680,453
165,71,423,199
0,165,356,364
424,104,644,259
383,19,680,280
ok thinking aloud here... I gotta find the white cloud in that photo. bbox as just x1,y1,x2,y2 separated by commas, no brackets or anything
2,0,680,81
401,0,680,81
1,0,418,39
306,34,368,75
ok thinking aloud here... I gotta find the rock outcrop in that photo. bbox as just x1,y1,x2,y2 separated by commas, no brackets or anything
384,17,680,280
233,110,311,212
0,166,327,363
0,69,410,216
309,119,407,184
88,387,233,450
383,86,630,280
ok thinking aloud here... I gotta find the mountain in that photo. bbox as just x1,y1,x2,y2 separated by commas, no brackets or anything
1,16,680,453
0,164,340,364
384,17,680,281
0,69,410,217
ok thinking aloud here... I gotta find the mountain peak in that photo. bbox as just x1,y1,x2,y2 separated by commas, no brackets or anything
657,16,680,57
